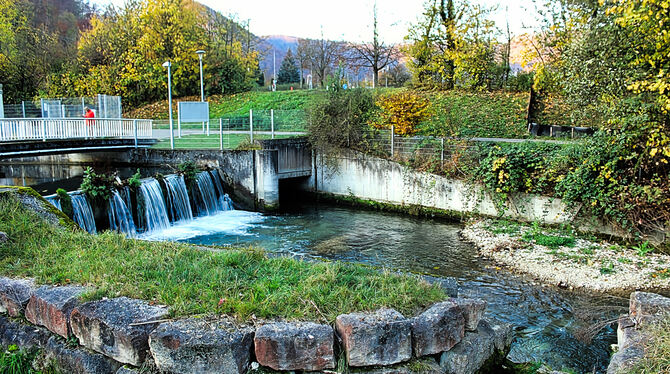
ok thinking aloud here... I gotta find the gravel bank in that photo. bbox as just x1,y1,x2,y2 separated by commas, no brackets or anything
461,220,670,294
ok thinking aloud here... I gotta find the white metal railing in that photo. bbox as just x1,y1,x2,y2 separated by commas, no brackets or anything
0,118,153,142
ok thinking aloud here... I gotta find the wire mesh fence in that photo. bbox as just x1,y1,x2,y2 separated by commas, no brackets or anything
358,128,482,177
2,95,121,119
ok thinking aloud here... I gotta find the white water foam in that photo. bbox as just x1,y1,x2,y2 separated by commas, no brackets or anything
140,209,264,241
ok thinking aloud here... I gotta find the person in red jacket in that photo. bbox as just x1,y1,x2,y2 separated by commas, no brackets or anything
84,107,95,137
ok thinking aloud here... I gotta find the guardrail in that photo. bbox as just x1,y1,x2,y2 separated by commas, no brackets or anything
0,118,153,142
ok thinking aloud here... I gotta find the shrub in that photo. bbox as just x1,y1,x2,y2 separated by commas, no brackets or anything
79,167,116,201
126,169,142,189
372,91,431,135
307,88,376,153
176,161,201,185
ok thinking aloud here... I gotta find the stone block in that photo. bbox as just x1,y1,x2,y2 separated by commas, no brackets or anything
439,318,513,374
0,315,51,349
255,321,334,371
411,301,465,357
44,336,122,374
70,297,168,366
0,277,34,317
452,298,486,331
25,285,87,338
351,357,442,374
629,291,670,323
149,317,254,374
336,308,412,367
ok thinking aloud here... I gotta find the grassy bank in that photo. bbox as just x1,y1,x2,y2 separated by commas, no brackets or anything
0,191,445,321
151,133,296,150
630,315,670,373
126,89,529,139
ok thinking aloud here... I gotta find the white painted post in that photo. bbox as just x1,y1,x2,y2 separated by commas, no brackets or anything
41,119,46,141
390,125,394,157
81,97,85,116
178,117,182,138
441,138,444,162
271,109,275,139
21,102,26,118
571,127,574,139
249,109,254,143
219,118,223,150
206,120,210,136
133,119,138,148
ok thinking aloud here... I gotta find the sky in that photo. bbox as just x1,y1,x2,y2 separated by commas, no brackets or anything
90,0,543,44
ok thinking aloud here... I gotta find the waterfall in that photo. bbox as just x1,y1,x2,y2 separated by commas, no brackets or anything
210,169,232,210
108,190,136,236
44,194,62,211
69,192,97,234
138,178,170,233
119,186,133,223
195,171,221,215
164,174,193,222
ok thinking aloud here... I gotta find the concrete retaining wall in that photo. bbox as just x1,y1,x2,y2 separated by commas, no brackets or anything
303,151,578,225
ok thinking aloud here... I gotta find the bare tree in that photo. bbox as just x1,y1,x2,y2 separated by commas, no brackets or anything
296,38,311,89
353,3,397,87
307,33,340,87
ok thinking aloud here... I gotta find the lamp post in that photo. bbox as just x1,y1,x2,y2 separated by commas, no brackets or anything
196,50,206,102
162,61,174,150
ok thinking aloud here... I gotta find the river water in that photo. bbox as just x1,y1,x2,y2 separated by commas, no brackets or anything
143,203,625,373
1,162,625,373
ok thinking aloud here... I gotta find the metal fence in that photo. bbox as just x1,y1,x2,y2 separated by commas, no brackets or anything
1,95,122,119
0,118,152,142
358,127,481,175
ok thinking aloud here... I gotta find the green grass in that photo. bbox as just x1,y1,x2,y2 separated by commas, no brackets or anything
523,231,576,249
629,314,670,373
129,88,531,139
419,90,529,138
0,192,445,321
151,133,298,150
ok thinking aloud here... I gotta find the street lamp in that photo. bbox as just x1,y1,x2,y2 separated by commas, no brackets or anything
196,50,206,102
162,61,174,150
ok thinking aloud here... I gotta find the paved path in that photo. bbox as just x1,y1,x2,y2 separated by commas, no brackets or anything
151,129,307,140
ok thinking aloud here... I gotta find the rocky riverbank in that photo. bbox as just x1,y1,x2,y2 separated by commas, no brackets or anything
461,220,670,293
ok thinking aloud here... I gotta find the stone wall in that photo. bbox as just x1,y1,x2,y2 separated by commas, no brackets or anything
607,291,670,374
0,276,513,374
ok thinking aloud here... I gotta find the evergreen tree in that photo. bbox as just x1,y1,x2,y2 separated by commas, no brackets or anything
277,48,300,84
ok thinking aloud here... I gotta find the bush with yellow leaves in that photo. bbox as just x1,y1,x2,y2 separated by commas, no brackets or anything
372,91,431,135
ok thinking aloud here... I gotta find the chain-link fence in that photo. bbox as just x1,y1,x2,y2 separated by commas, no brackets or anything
357,128,482,177
2,95,122,119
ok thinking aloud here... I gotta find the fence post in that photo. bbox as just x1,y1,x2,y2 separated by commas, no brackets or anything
390,125,394,157
21,102,26,118
271,109,274,139
41,119,46,141
249,109,254,143
206,120,210,137
441,138,444,162
133,119,138,148
219,118,223,151
81,98,86,116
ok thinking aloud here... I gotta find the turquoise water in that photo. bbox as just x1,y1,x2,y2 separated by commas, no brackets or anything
145,203,625,373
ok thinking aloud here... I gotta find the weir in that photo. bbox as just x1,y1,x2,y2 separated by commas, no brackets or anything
45,171,236,237
69,192,96,234
108,190,136,236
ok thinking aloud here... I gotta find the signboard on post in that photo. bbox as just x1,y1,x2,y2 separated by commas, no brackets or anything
177,101,210,137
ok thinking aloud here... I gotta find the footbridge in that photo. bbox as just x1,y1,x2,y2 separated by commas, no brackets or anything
0,118,155,158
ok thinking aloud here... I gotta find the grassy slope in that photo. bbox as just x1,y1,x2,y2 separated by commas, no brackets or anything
129,89,529,139
0,192,445,321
